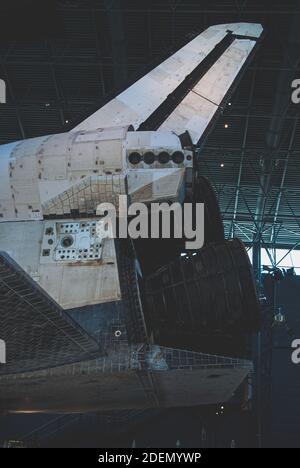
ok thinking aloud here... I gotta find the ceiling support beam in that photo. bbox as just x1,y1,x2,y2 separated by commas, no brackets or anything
230,68,257,238
271,117,299,243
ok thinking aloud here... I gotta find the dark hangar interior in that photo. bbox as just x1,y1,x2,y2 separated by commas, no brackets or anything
1,0,300,449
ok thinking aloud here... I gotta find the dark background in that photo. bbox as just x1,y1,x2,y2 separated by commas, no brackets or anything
0,1,61,40
1,0,300,448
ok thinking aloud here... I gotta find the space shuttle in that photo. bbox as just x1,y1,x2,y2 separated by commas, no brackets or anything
0,23,263,414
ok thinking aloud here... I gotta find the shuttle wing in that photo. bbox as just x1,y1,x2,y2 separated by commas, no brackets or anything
72,23,263,144
0,252,100,376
